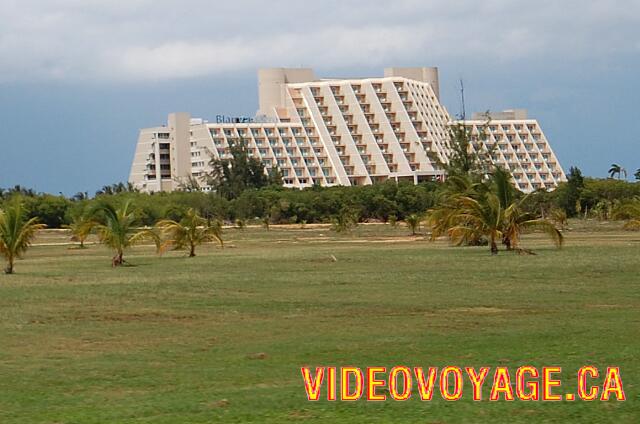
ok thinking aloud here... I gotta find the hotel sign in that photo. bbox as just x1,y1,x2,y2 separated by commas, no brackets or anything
215,114,278,124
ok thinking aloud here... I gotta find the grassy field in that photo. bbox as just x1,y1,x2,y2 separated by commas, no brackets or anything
0,222,638,423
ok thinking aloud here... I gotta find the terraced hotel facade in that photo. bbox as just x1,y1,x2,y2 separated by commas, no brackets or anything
129,67,566,193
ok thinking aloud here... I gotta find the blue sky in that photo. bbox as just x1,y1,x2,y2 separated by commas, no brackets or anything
0,0,638,195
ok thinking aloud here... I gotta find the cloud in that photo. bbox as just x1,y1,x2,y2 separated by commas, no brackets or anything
0,0,638,82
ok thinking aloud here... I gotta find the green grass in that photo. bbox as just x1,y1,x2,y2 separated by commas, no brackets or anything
0,223,638,423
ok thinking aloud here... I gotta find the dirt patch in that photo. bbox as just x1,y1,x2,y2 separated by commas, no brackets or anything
29,311,202,324
586,304,627,309
288,409,316,420
448,307,512,314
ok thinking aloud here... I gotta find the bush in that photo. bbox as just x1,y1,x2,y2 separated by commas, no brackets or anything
5,174,638,228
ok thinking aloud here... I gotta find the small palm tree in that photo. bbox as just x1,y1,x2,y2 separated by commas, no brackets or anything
502,201,564,251
66,209,94,248
0,200,46,274
447,194,504,254
90,200,154,266
427,168,563,254
405,214,422,236
447,194,563,254
608,164,627,180
156,208,223,257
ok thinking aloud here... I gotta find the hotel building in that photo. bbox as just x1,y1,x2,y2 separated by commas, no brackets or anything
129,67,566,193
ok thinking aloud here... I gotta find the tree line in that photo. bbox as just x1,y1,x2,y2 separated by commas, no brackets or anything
1,175,639,231
2,124,640,271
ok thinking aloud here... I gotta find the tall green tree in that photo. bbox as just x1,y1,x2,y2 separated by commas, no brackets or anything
445,120,494,180
558,166,585,217
0,200,46,274
206,139,281,199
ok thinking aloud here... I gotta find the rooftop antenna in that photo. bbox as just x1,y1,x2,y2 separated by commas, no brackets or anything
459,78,466,120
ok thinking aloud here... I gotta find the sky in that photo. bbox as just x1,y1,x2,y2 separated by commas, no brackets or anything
0,0,638,195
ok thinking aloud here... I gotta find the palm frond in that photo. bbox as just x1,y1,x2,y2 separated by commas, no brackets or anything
522,218,564,248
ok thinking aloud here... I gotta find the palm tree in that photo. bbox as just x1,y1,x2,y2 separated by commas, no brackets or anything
441,193,563,254
608,164,627,180
427,167,563,254
0,200,46,274
426,174,489,246
90,200,154,266
447,194,504,254
405,214,422,236
502,200,564,252
635,169,640,181
156,208,223,257
65,209,94,248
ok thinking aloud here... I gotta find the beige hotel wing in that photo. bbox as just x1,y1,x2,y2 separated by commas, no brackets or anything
129,67,567,193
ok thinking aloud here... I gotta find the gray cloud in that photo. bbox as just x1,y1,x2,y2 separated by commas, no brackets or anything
0,0,639,82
